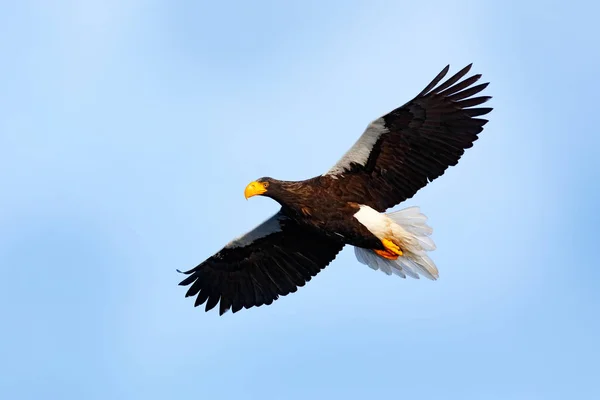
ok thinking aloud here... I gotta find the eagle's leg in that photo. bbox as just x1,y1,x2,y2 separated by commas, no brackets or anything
373,238,403,260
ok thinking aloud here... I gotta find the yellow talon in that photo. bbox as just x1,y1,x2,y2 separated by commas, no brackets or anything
381,238,403,256
374,249,398,260
374,239,403,260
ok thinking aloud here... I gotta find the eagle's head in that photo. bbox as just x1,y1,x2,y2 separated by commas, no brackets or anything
244,177,275,200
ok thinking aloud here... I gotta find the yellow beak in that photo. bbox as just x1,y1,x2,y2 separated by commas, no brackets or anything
244,181,268,199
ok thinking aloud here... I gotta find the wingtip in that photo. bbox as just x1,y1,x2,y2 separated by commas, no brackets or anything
219,307,231,316
177,266,196,275
179,276,194,287
459,63,474,77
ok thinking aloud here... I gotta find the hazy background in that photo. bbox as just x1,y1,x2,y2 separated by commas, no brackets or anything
1,1,598,399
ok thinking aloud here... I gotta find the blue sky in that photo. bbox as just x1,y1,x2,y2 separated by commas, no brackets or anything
1,1,599,399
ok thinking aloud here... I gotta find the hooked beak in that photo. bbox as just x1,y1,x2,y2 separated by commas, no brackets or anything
244,181,268,200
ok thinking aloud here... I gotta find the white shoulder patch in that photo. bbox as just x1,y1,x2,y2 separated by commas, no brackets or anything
324,117,389,176
225,212,284,249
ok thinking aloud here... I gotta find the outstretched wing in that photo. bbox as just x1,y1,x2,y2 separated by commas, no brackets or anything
325,64,492,212
179,210,344,315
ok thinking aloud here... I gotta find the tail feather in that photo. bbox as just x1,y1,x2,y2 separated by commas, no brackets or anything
355,246,406,277
414,235,436,252
355,247,396,276
354,206,439,280
387,206,433,237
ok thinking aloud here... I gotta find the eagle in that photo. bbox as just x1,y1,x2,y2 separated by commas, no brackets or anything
179,64,492,315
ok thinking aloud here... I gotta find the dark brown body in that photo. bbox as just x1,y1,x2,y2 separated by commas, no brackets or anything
257,176,385,250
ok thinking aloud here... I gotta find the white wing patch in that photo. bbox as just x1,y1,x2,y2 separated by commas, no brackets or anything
324,117,389,176
225,212,284,249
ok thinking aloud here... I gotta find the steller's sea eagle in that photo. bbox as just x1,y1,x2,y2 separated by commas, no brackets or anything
179,64,492,315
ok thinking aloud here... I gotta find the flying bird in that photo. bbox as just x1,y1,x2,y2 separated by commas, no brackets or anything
179,64,492,315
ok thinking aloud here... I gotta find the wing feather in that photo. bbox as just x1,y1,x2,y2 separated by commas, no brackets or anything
179,210,344,315
324,64,493,211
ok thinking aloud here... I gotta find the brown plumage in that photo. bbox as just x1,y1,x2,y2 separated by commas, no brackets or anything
179,64,492,315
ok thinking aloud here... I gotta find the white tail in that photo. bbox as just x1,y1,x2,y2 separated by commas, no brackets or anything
354,206,439,280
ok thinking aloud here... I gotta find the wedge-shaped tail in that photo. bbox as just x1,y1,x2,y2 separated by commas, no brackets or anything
354,206,439,280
